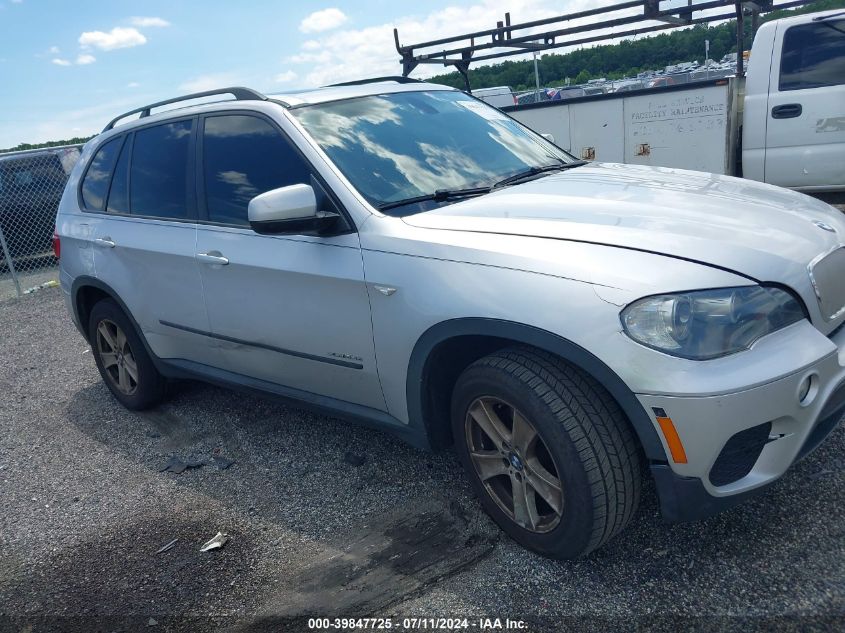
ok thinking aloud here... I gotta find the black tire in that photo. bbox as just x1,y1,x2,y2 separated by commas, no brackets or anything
88,298,166,410
451,346,641,559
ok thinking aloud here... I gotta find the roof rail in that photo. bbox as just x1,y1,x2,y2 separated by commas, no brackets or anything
328,76,423,87
102,86,267,132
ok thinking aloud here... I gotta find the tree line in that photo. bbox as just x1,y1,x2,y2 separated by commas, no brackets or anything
428,0,845,91
0,136,95,155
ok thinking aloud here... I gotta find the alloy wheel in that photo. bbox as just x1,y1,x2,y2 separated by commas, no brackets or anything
464,396,564,533
95,319,139,395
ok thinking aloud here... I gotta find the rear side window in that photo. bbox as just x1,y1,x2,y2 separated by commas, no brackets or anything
107,135,131,215
779,20,845,91
81,138,122,211
130,120,193,219
202,114,311,225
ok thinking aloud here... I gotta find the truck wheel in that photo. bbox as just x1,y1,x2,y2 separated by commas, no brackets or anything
88,298,166,410
451,347,641,559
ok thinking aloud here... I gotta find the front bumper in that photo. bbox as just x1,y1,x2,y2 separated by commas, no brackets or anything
640,323,845,522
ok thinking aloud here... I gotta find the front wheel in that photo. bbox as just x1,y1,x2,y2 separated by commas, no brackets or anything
88,298,166,410
451,347,641,559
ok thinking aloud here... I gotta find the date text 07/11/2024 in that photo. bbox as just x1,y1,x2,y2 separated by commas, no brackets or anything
307,617,529,630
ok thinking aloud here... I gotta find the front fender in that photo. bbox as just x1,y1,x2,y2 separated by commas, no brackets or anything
406,317,666,462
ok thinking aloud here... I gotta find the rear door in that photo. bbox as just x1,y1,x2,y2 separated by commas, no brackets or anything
84,119,220,367
194,112,384,410
764,17,845,190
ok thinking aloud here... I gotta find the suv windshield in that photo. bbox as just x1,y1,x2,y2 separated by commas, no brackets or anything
292,90,576,215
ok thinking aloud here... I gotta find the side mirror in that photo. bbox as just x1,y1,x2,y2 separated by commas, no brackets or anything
541,133,555,143
248,184,340,235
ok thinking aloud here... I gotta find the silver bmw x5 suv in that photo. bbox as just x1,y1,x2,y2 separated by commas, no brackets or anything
56,79,845,558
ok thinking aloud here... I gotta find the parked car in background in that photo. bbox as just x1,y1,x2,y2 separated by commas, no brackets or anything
610,80,645,93
582,85,607,96
0,147,80,264
57,79,845,559
646,75,678,88
471,85,517,108
546,87,587,101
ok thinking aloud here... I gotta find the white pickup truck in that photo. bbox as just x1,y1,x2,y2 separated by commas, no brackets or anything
506,9,845,194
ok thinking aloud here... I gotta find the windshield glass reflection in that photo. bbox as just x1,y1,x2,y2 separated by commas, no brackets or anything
293,90,573,215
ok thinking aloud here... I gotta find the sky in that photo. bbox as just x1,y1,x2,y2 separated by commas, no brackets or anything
0,0,697,148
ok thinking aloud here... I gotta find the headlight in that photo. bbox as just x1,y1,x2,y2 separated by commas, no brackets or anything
620,286,805,360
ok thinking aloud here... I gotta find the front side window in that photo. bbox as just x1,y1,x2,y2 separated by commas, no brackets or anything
202,114,311,225
130,120,193,219
81,137,122,211
780,19,845,91
292,90,575,215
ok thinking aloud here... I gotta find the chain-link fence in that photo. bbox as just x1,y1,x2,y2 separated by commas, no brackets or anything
0,145,82,299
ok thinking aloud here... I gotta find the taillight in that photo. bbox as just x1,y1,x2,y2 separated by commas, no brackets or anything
52,228,60,260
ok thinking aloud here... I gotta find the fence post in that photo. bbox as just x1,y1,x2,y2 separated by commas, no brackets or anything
0,224,22,298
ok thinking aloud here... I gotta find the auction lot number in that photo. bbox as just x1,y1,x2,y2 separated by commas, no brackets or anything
308,618,528,630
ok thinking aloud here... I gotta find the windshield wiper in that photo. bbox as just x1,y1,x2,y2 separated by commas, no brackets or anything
493,161,588,189
376,186,490,211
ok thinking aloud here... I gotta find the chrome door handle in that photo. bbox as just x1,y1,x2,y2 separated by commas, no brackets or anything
95,237,115,248
197,252,229,265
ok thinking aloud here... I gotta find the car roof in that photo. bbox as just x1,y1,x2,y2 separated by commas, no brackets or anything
759,7,844,32
97,79,458,139
270,79,457,107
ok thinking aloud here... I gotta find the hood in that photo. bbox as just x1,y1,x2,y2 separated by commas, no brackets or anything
402,162,845,285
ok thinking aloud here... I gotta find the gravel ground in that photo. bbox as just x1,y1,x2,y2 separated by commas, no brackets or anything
1,288,844,633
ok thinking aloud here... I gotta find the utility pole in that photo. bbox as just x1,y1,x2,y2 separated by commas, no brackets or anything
533,50,541,103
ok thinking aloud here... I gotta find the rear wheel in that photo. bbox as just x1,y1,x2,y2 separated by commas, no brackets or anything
451,347,641,558
88,299,166,410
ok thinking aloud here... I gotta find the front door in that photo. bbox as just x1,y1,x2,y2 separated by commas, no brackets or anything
764,16,845,190
194,112,385,410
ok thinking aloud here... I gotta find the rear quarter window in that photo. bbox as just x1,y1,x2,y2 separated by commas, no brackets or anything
81,138,123,211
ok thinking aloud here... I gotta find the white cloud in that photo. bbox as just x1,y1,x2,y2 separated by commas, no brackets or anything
51,58,71,66
286,0,567,87
76,54,96,65
127,81,141,88
48,46,60,54
285,50,332,65
300,8,347,33
129,16,171,28
274,70,298,83
179,73,241,92
79,27,147,51
284,0,647,88
11,0,23,4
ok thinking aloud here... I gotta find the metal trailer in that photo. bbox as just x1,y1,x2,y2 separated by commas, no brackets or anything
504,77,743,175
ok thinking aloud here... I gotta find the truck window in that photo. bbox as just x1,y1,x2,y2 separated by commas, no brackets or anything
779,19,845,91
